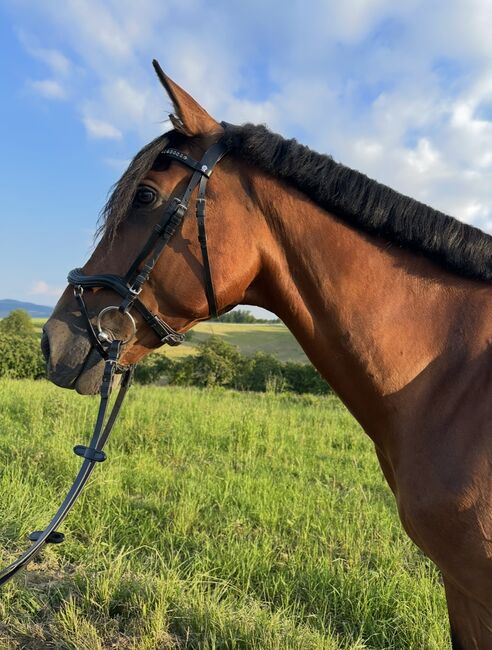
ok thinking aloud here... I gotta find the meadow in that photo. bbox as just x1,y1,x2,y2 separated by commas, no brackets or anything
31,319,308,363
0,379,449,649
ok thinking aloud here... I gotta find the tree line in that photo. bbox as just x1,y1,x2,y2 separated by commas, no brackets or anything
134,336,330,395
0,310,330,396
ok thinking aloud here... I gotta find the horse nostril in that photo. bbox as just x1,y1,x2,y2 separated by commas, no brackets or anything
41,331,50,363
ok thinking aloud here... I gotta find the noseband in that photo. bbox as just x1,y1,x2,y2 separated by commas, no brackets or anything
0,134,228,585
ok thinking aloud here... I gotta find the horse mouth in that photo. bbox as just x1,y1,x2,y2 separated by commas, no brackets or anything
74,350,104,395
46,346,103,395
43,319,106,395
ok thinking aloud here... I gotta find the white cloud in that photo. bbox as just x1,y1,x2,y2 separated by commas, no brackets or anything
406,139,441,175
19,33,71,101
29,46,70,77
104,157,131,172
83,117,122,140
29,78,67,99
353,139,383,161
18,30,71,74
11,0,492,235
29,281,63,299
37,48,70,77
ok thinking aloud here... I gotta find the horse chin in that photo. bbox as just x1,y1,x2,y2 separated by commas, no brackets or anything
46,346,104,395
74,353,106,395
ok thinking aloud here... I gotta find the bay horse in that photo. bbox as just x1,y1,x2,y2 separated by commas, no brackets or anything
43,62,492,649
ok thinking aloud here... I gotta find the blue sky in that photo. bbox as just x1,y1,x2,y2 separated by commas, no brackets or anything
1,0,492,310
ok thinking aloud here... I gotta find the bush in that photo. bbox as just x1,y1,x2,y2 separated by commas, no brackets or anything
238,352,285,392
237,352,330,395
134,337,331,396
133,353,173,385
169,336,243,388
0,309,35,337
0,334,46,379
283,361,331,395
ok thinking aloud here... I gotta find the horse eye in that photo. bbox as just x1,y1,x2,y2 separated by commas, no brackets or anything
134,186,158,206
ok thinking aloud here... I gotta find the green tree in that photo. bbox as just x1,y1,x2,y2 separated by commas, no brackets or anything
214,309,281,324
133,353,173,385
0,309,35,336
240,352,285,392
170,336,243,388
0,334,45,379
283,361,330,395
217,309,256,323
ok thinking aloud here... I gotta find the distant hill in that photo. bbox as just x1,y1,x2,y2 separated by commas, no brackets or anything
0,299,53,318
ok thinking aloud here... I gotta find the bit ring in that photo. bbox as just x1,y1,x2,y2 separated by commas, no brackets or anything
96,306,136,345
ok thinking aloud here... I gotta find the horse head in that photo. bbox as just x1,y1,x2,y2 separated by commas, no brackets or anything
43,63,270,394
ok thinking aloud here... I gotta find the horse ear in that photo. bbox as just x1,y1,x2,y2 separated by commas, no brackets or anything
152,59,221,137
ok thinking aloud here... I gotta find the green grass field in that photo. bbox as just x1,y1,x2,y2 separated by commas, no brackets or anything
31,318,308,363
31,318,45,342
0,379,449,649
167,322,308,363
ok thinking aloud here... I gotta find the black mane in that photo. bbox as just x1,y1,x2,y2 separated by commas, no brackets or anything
101,121,492,282
222,123,492,282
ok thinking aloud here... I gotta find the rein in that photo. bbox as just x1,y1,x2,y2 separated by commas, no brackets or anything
0,135,228,586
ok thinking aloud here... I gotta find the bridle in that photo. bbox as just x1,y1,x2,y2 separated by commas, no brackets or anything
0,132,229,586
69,136,228,352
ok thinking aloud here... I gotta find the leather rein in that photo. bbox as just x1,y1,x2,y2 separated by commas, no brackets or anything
0,134,228,586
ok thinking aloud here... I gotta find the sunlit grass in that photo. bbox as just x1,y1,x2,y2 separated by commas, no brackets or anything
0,380,449,648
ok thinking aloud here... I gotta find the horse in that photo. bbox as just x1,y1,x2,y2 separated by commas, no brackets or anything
42,62,492,649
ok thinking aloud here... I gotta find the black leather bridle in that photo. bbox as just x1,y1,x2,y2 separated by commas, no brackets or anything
0,134,228,586
70,137,228,353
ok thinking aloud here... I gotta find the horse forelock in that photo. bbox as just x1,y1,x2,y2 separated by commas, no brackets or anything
97,132,172,243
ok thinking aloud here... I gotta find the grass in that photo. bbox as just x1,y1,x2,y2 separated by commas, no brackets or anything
31,319,45,338
31,319,308,363
166,322,307,363
0,380,449,649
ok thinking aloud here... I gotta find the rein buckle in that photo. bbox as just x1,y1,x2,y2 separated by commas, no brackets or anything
29,531,65,544
73,445,107,463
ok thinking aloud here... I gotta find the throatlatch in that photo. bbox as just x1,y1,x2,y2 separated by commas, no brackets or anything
0,133,229,586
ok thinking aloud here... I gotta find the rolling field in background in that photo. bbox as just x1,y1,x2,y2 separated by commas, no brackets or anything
165,322,308,363
32,319,309,363
0,379,449,649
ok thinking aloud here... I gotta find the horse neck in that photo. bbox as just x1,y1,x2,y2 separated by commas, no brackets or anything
248,174,489,443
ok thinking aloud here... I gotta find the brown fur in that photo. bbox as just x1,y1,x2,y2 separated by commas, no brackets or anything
43,68,492,649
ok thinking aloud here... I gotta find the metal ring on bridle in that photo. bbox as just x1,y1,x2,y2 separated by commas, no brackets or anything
96,306,136,345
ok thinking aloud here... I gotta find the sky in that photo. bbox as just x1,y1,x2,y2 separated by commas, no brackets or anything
1,0,492,315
